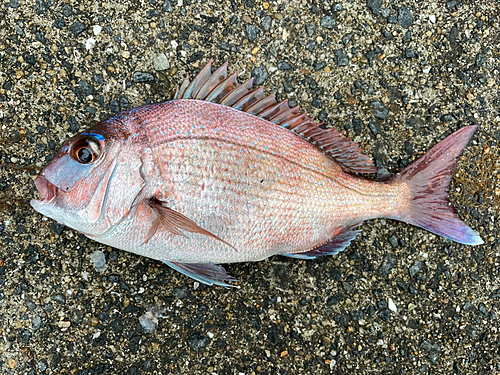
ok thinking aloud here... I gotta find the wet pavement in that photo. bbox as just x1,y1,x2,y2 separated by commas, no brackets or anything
0,0,499,374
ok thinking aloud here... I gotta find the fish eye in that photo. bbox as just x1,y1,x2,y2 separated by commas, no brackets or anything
71,136,102,164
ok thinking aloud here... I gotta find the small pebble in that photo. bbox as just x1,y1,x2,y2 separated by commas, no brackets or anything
153,53,170,71
133,72,155,83
251,64,268,85
246,25,257,42
320,16,336,29
388,298,397,312
397,6,413,29
409,260,422,278
335,49,348,67
89,250,107,272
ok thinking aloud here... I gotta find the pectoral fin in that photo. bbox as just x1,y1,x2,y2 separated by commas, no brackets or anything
162,261,238,288
144,198,235,251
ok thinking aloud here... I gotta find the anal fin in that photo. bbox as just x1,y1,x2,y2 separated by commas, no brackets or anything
163,261,238,288
283,223,362,259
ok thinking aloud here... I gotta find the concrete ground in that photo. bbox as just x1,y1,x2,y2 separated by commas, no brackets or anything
0,0,499,374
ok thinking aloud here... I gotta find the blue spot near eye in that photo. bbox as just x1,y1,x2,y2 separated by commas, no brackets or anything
82,132,104,141
134,133,138,137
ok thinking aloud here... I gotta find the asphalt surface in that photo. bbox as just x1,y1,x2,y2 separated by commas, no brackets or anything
0,0,499,374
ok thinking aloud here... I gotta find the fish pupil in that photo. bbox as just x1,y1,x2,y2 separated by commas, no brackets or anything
77,148,93,163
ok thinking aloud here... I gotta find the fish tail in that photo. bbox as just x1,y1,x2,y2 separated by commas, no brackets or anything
393,125,483,245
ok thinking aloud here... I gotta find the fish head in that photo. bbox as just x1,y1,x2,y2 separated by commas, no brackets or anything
31,130,125,236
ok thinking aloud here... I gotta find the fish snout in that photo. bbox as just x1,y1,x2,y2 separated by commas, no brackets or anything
34,175,58,202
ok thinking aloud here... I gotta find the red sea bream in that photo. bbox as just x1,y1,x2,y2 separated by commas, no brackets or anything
31,61,483,286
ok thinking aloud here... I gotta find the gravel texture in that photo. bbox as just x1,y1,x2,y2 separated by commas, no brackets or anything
0,0,499,374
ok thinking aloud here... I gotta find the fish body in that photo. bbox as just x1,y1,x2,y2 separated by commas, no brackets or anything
31,61,482,286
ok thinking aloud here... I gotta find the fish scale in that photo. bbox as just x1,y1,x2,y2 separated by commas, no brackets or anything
93,99,402,264
31,60,483,287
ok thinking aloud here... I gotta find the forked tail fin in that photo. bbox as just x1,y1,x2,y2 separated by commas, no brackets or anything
394,125,483,245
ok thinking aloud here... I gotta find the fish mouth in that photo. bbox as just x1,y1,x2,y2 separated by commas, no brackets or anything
34,175,58,202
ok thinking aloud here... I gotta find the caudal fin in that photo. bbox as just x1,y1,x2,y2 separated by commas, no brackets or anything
394,125,483,245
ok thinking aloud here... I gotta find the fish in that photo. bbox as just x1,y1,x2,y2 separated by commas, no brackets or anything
31,60,483,287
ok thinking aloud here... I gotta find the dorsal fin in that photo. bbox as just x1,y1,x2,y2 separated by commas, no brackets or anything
175,60,377,174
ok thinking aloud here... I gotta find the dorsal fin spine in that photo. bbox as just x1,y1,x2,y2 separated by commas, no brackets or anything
302,128,324,139
245,94,276,115
269,106,300,124
196,61,228,100
177,76,190,99
292,122,313,133
205,72,239,103
233,87,266,111
313,130,337,143
258,100,288,120
184,59,213,99
220,79,254,106
176,60,377,174
284,114,309,129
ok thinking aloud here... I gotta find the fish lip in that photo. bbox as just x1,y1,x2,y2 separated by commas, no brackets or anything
34,175,58,203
